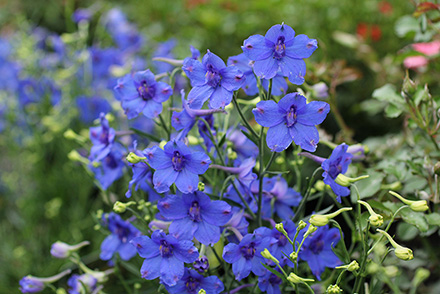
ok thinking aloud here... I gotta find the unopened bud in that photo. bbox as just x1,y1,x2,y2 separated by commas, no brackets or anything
297,220,307,231
67,150,89,165
64,129,86,143
384,265,399,277
113,201,136,213
309,207,353,227
50,241,90,259
358,200,383,226
261,248,279,264
336,260,359,272
402,71,417,95
198,289,206,294
377,229,414,261
413,268,430,287
335,174,369,187
287,272,314,284
126,152,146,164
304,224,317,238
198,182,205,191
314,180,326,191
326,284,342,294
290,251,298,262
389,191,429,212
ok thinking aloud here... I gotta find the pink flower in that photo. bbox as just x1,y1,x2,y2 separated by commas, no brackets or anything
412,40,440,56
403,56,429,69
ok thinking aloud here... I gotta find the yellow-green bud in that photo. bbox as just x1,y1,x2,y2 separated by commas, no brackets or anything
113,201,136,213
377,229,414,261
384,265,399,278
67,150,89,165
326,284,342,294
314,180,326,192
367,262,380,274
335,174,369,187
304,224,317,238
134,283,141,290
381,181,402,191
287,272,314,284
198,182,205,191
309,207,353,227
336,260,359,272
389,191,429,212
56,288,67,294
198,290,206,294
261,248,279,264
358,200,383,227
275,156,285,164
187,135,199,145
275,223,287,235
413,268,430,287
297,220,307,231
290,251,298,262
64,129,86,143
126,152,146,164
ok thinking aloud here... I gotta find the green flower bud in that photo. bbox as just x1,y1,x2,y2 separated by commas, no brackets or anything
336,260,359,272
381,181,402,191
402,71,417,95
389,191,429,212
287,272,314,284
377,229,414,261
413,268,430,287
198,182,205,192
304,224,317,238
326,284,342,294
67,150,89,165
64,129,86,143
126,152,146,164
358,200,383,226
290,251,298,262
314,180,326,191
198,290,206,294
261,248,279,264
113,201,136,213
335,174,369,187
297,220,307,231
384,265,399,277
309,207,353,227
275,223,287,235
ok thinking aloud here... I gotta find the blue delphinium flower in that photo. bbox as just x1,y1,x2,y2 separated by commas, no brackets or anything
153,39,176,73
242,23,318,85
299,225,342,280
100,212,141,261
90,144,125,190
72,8,93,23
114,69,173,119
76,96,112,124
258,268,283,294
253,92,330,152
164,268,224,294
222,230,272,281
130,230,198,286
182,50,245,109
89,113,115,162
322,143,353,199
157,191,232,245
67,274,97,294
227,129,259,161
144,140,211,193
104,8,143,53
19,277,45,293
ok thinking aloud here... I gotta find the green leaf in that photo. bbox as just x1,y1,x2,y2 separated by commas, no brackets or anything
425,213,440,226
395,15,419,38
385,103,403,118
350,171,384,201
372,84,404,105
218,132,227,148
396,222,419,241
240,129,259,145
400,209,429,232
129,127,161,142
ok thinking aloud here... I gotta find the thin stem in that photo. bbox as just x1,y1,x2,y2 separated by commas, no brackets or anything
263,152,278,175
292,167,323,222
198,117,226,166
231,180,257,219
257,126,265,227
158,113,170,140
232,94,259,139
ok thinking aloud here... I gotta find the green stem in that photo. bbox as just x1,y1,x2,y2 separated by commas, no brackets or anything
257,126,265,227
158,113,170,140
198,117,226,165
292,167,323,222
231,180,257,219
232,95,259,139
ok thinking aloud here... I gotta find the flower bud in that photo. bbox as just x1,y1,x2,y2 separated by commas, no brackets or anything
275,223,287,235
198,182,205,191
389,191,429,212
326,284,342,294
287,272,314,284
309,207,353,227
50,241,90,259
64,129,86,143
113,201,136,213
290,251,298,262
304,224,317,238
312,82,329,99
358,200,383,226
413,268,430,287
261,248,279,264
384,265,399,277
297,220,307,231
402,71,417,95
67,150,89,165
377,229,414,261
336,260,359,272
126,152,146,164
314,180,326,191
19,270,72,293
335,174,369,187
198,290,206,294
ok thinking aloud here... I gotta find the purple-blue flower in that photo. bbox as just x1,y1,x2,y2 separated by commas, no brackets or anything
258,268,283,294
89,144,125,190
182,50,245,109
145,140,211,193
89,113,115,162
242,23,317,85
67,274,97,294
164,268,224,294
253,92,330,152
19,277,45,293
76,96,112,124
100,212,141,261
222,231,272,281
114,69,173,119
157,191,232,245
130,230,198,286
322,143,353,199
299,225,342,280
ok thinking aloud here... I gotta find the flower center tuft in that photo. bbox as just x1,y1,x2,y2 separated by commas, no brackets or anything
328,159,343,179
240,242,257,260
205,64,221,87
189,201,202,222
310,239,324,254
159,240,173,257
137,80,155,100
185,277,199,292
172,151,186,171
274,36,286,59
286,105,298,127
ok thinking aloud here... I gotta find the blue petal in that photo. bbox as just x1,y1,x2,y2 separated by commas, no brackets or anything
289,123,319,152
222,243,241,263
265,24,296,45
153,166,179,193
242,72,259,95
140,255,161,280
253,100,285,127
253,57,279,79
262,74,287,96
202,51,226,70
100,235,120,260
328,178,350,197
130,236,160,259
277,93,306,112
220,66,245,91
142,99,163,119
187,85,214,109
157,194,188,220
133,70,156,85
171,110,195,132
297,101,330,126
208,86,233,109
194,221,220,245
182,58,206,87
201,200,232,226
242,34,272,61
121,97,144,119
200,276,225,294
173,240,198,263
169,217,198,240
144,146,172,170
118,242,137,260
154,82,173,103
174,168,198,193
251,256,267,276
286,34,318,59
266,123,292,152
279,57,306,85
232,257,251,280
160,256,184,286
186,152,211,174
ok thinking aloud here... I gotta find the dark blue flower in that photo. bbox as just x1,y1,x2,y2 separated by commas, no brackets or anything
19,277,45,293
114,69,173,119
182,50,245,109
227,129,259,161
222,230,272,281
145,140,211,193
67,274,97,294
90,144,125,190
89,113,115,162
253,92,330,152
76,96,112,124
164,268,224,294
242,23,317,85
193,256,209,272
258,268,283,294
299,225,342,280
158,191,232,245
322,143,353,199
100,212,141,261
130,230,198,286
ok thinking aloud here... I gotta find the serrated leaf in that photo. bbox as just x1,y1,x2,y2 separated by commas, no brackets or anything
425,213,440,226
